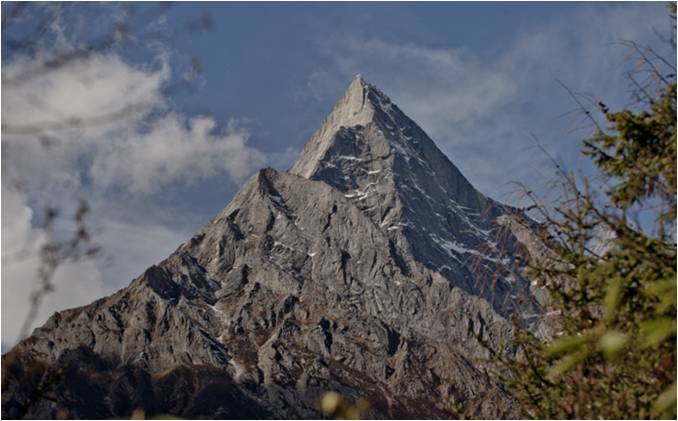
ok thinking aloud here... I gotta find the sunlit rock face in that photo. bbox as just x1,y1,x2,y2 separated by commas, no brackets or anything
2,75,547,419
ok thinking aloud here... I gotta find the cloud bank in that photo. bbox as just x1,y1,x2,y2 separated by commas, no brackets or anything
2,50,266,347
3,53,266,196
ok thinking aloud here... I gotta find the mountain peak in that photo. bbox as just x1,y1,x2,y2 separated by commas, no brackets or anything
290,75,401,178
349,72,365,88
346,73,371,97
346,73,394,113
290,76,481,207
338,74,374,121
290,76,375,177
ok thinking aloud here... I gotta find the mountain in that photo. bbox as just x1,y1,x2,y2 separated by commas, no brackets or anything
2,75,547,419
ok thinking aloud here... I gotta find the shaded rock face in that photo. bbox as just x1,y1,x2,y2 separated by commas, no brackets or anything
2,75,543,419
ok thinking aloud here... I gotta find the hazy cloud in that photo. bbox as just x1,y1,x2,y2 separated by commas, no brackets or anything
307,3,670,203
1,184,110,348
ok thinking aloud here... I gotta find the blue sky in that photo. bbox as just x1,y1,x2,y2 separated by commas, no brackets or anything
1,2,673,347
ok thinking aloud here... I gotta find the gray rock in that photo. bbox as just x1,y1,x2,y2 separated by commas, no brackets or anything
2,75,548,419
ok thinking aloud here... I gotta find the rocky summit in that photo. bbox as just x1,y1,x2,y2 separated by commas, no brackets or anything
2,75,550,419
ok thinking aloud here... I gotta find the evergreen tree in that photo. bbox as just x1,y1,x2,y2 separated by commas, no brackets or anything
495,36,676,419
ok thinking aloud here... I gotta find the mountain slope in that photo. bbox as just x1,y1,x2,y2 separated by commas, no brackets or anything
292,75,535,315
2,76,543,419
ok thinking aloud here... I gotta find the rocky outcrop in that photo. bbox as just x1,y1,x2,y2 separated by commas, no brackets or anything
2,75,547,419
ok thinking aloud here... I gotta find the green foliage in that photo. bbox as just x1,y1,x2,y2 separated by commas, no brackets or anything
496,49,676,419
584,83,677,225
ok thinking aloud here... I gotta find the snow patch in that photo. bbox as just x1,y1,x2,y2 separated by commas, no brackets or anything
209,304,224,314
386,222,408,231
273,241,293,251
337,155,363,162
345,183,376,201
391,142,411,163
429,233,499,264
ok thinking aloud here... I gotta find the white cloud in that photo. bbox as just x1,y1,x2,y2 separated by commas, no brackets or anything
91,114,265,194
2,50,267,348
2,54,167,130
2,52,265,196
1,184,110,348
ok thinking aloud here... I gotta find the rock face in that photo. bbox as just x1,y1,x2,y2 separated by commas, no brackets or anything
2,75,544,419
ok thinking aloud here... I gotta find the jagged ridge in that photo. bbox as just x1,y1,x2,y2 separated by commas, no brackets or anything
1,76,547,419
